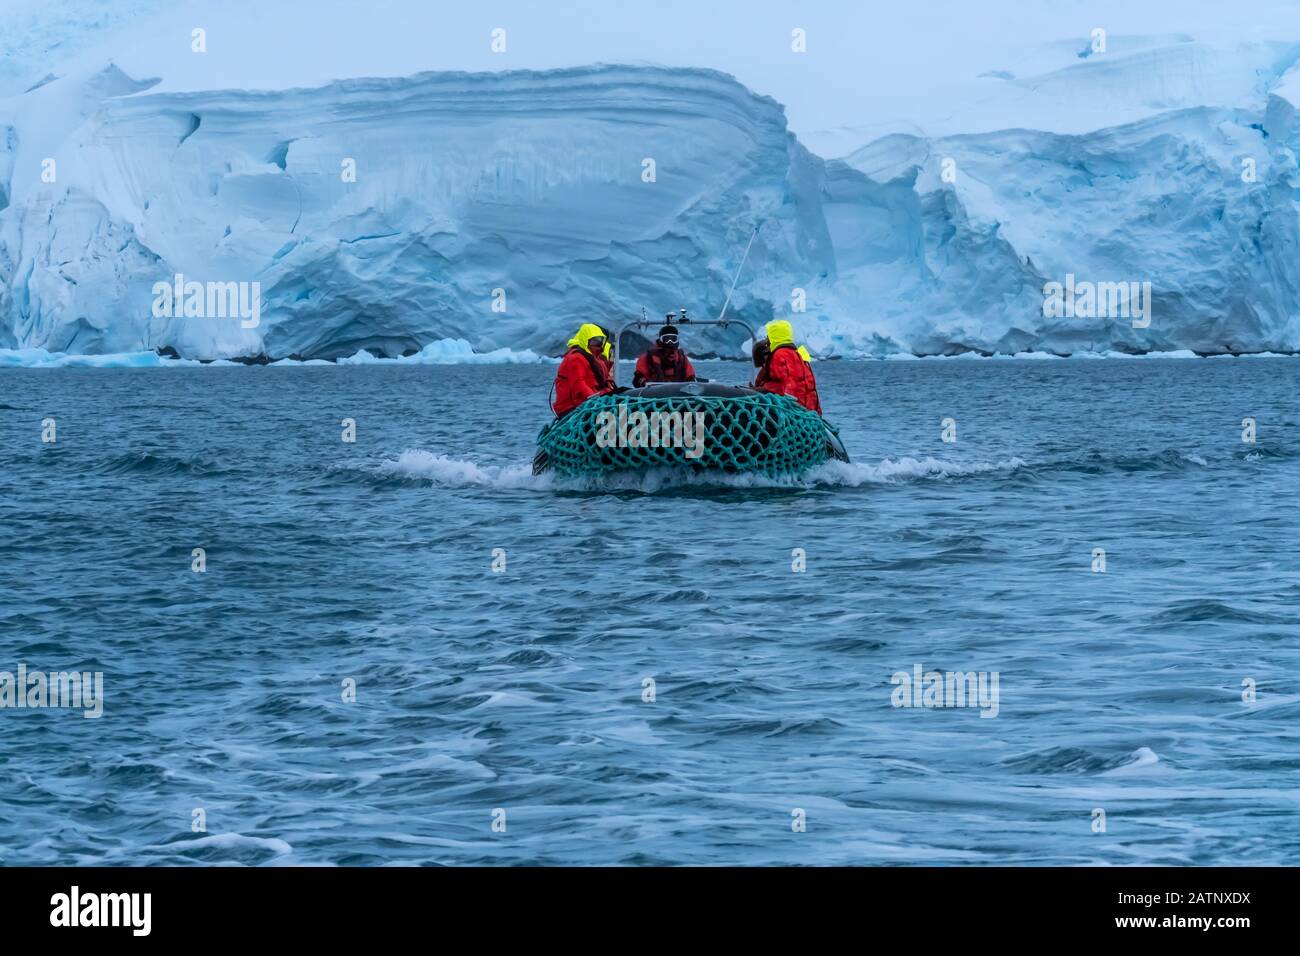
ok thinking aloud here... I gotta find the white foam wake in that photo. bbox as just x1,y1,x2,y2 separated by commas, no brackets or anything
808,456,1027,486
1100,746,1163,776
375,450,1026,492
144,832,293,855
379,450,544,488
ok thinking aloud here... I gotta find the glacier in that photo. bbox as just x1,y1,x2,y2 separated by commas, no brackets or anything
0,63,838,359
5,7,1300,358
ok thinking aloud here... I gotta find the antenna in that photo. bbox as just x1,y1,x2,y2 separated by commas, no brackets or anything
716,225,760,324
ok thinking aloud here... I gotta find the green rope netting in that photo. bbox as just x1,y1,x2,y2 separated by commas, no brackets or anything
537,392,835,476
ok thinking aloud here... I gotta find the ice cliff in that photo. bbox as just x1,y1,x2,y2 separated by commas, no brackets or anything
5,32,1300,357
0,63,835,359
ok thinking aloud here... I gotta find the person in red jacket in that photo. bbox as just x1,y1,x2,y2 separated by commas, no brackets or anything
633,322,696,387
551,323,614,417
753,320,821,414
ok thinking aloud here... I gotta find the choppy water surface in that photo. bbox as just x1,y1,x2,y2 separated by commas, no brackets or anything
1,357,1298,865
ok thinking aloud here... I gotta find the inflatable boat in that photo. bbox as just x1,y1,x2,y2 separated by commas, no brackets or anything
533,381,849,477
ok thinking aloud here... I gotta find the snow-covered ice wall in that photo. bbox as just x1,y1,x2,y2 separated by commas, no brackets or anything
5,2,1300,358
0,63,834,358
831,102,1300,356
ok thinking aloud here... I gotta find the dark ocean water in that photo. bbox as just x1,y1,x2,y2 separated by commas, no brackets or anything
1,357,1298,865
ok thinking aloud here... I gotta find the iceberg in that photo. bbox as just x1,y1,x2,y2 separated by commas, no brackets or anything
0,62,835,360
821,104,1300,356
336,339,548,365
0,346,198,368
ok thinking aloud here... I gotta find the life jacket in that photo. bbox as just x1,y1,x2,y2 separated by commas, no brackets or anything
583,346,611,385
796,346,823,415
756,343,821,414
633,344,695,387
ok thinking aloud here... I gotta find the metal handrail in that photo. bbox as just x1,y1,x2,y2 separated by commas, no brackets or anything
610,312,757,386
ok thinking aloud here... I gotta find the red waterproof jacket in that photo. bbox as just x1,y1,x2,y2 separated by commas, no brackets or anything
552,347,613,417
755,345,821,414
633,345,696,387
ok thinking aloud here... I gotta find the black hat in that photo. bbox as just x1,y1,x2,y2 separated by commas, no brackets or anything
658,325,679,339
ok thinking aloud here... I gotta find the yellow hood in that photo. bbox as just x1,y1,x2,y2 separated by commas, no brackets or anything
765,320,795,349
567,323,606,354
797,345,813,363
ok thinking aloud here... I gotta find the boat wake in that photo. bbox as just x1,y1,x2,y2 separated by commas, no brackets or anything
377,451,542,488
356,450,1028,493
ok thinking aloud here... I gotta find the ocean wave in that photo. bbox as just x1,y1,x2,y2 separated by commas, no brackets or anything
1237,445,1291,462
1007,448,1222,480
1099,747,1164,776
149,832,294,858
98,450,226,476
1002,745,1163,775
1151,600,1290,625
